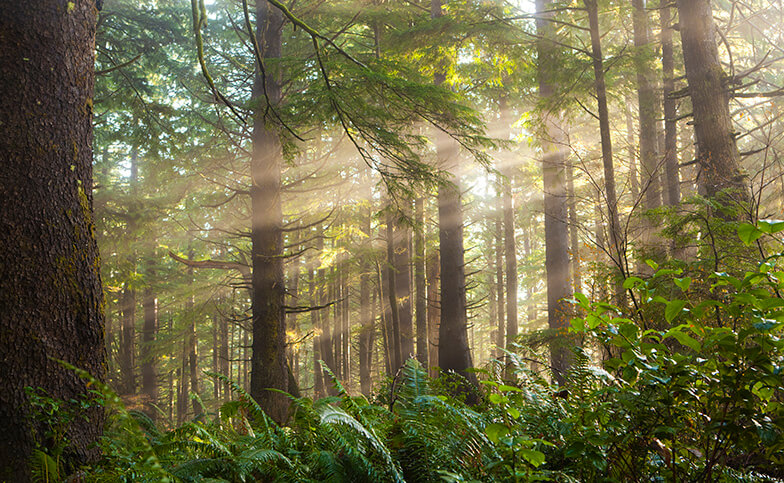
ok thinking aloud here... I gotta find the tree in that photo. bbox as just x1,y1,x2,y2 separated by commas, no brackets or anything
536,0,573,382
677,0,750,215
246,1,290,423
0,1,105,479
433,0,478,401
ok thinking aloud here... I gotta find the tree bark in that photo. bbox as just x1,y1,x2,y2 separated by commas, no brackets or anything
385,208,403,370
141,282,158,421
414,196,428,365
432,0,477,400
395,214,414,360
677,0,749,214
249,2,289,423
537,0,573,384
502,168,518,348
585,0,626,304
660,2,679,207
632,0,662,210
359,209,373,395
0,1,105,477
426,250,441,377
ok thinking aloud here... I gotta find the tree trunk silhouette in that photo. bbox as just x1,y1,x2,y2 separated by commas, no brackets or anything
415,197,428,365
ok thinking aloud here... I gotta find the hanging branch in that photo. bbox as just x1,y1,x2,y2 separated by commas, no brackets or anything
191,0,246,124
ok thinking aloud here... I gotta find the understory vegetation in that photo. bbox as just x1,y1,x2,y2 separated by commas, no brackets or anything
29,222,784,482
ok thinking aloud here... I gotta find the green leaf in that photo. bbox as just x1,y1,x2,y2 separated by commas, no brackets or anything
645,259,659,271
665,300,688,323
520,449,546,467
664,327,701,352
623,277,644,290
758,219,784,234
570,317,585,332
674,277,692,291
485,423,508,443
488,393,504,404
573,292,590,309
738,223,764,245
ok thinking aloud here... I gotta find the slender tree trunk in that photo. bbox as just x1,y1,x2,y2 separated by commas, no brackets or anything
677,0,750,214
311,265,325,398
537,0,573,383
248,2,289,423
212,311,219,400
141,281,158,421
495,198,505,358
585,0,626,304
187,252,203,419
385,208,403,370
566,159,582,294
414,196,428,365
119,286,137,395
220,307,230,399
0,2,105,476
426,250,441,377
359,209,373,394
395,215,414,360
503,169,518,347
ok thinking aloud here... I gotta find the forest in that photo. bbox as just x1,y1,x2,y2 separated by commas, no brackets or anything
2,0,784,481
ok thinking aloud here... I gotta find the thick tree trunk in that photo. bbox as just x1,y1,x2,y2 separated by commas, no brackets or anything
432,0,477,400
0,1,105,477
249,2,289,423
660,3,679,207
566,160,582,294
677,0,749,214
414,197,428,365
632,0,662,210
536,0,573,384
311,266,325,397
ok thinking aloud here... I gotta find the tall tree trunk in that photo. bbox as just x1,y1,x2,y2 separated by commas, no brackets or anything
414,197,428,365
311,266,325,398
433,0,477,399
187,251,203,419
585,0,626,305
249,2,289,423
359,209,373,394
503,168,518,348
632,0,662,210
119,286,137,395
677,0,750,214
536,0,573,384
395,215,414,360
385,208,403,371
426,250,441,377
141,280,158,421
660,2,679,207
566,159,582,294
495,196,505,358
0,1,105,476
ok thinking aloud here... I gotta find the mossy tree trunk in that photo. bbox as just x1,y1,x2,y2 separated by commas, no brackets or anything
0,1,106,479
248,1,289,423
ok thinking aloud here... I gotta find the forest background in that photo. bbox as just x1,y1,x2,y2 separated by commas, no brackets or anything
2,0,784,480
